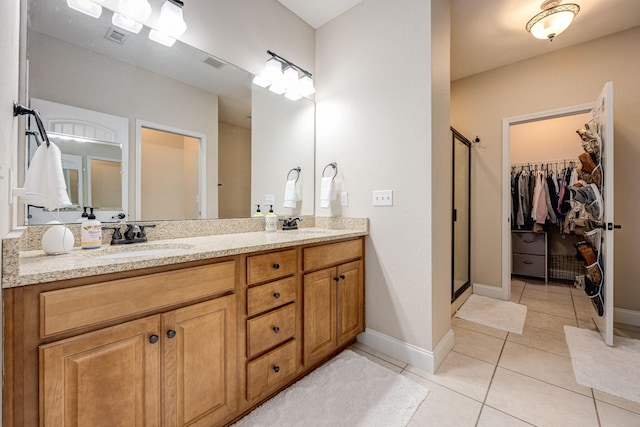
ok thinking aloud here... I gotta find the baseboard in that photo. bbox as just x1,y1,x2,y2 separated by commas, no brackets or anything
473,282,508,301
356,327,454,374
614,307,640,328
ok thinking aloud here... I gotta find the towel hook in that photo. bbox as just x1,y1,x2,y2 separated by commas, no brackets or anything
287,167,301,183
13,102,50,147
322,162,338,179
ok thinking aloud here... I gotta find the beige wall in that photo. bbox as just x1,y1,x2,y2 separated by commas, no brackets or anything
316,0,451,368
218,121,251,218
451,26,640,312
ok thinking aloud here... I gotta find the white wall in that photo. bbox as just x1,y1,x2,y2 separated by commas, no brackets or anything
316,0,451,371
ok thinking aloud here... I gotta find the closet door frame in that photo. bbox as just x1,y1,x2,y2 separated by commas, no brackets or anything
451,127,472,303
495,102,594,302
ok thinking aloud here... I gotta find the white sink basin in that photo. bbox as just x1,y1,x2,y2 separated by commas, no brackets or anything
93,245,190,260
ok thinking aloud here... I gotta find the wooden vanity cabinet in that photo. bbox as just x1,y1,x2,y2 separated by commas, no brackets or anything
5,259,238,427
303,240,364,366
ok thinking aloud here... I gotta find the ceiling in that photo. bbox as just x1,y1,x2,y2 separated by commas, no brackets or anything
279,0,640,81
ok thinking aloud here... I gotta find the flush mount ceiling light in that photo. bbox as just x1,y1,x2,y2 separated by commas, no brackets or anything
526,0,580,41
252,51,315,101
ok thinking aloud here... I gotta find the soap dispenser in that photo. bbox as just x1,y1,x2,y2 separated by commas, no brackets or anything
253,204,264,218
265,205,278,232
81,208,102,249
76,206,89,223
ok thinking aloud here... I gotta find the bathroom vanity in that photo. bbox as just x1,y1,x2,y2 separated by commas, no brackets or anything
2,219,367,426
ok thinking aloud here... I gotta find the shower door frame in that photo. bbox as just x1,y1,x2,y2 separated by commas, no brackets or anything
451,127,472,302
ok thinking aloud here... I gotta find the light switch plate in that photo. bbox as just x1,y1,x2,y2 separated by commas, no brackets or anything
264,194,275,205
340,192,348,206
372,190,393,206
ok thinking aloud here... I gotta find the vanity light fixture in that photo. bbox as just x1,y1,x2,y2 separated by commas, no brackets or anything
148,0,187,47
252,51,315,101
66,0,102,19
526,0,580,41
112,0,151,33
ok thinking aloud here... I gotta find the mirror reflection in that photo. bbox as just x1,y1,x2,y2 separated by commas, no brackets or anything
24,0,315,224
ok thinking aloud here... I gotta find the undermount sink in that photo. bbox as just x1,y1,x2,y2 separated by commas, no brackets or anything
92,244,191,260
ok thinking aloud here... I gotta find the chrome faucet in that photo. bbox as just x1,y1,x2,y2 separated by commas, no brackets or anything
104,223,156,245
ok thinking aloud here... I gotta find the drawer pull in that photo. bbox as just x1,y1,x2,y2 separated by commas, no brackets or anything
149,334,159,344
274,292,281,299
273,263,280,270
272,326,280,334
523,260,534,265
339,274,346,280
522,240,535,243
333,277,339,283
273,365,280,373
167,329,176,339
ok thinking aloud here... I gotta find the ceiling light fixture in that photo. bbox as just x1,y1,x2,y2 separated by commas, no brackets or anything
148,0,186,47
66,0,102,19
526,0,580,41
252,51,315,101
112,0,151,33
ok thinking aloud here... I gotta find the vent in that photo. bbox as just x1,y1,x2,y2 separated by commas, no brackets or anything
203,56,226,69
105,27,128,45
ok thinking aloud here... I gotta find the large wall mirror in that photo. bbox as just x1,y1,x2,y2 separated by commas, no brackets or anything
24,0,315,224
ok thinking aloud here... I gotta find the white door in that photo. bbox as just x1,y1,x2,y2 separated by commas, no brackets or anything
592,81,615,346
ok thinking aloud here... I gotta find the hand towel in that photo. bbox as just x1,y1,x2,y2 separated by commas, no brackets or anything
23,142,72,210
284,180,297,208
320,176,336,208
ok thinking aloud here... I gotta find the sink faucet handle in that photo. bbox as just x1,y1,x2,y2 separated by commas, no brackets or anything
137,224,156,238
103,225,123,240
124,224,141,240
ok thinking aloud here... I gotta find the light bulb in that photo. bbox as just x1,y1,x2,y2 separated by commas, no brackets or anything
117,0,151,22
156,0,187,38
264,58,284,84
299,75,315,96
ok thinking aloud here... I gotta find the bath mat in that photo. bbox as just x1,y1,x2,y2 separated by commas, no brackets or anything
232,349,429,427
564,325,640,403
455,294,527,334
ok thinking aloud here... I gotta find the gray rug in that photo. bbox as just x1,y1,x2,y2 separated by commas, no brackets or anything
233,349,429,427
564,325,640,404
455,294,527,334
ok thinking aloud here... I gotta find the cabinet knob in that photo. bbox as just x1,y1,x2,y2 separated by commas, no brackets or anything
333,277,339,283
149,334,159,344
273,365,280,373
339,274,346,280
273,263,280,270
167,330,176,339
272,326,280,333
274,292,281,299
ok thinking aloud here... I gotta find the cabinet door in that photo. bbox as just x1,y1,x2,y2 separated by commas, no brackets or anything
303,267,337,365
163,295,237,427
337,260,364,346
39,316,161,427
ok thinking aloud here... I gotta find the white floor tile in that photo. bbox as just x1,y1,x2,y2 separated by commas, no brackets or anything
403,371,482,427
451,316,508,340
597,400,640,426
507,324,571,358
486,368,599,427
594,389,640,415
525,309,577,333
405,351,495,402
477,406,534,427
498,341,592,396
520,297,576,320
452,326,505,364
522,288,574,306
525,281,572,295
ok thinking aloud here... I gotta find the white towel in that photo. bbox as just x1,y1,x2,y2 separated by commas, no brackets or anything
320,176,336,208
23,142,72,210
283,180,297,208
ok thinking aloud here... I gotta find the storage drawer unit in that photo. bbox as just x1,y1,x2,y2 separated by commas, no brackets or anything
512,231,547,281
246,303,296,359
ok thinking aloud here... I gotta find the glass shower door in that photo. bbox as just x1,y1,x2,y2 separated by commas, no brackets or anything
452,128,471,302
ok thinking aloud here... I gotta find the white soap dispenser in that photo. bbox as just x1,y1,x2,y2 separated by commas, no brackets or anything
265,205,277,232
81,207,102,249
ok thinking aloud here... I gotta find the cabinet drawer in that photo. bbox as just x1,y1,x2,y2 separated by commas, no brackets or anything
247,277,296,317
247,250,297,285
512,232,545,255
247,304,296,359
246,340,297,401
303,239,362,271
512,253,546,278
40,261,236,338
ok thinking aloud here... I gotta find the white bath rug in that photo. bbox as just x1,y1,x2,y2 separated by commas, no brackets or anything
232,349,429,427
455,294,527,334
564,325,640,404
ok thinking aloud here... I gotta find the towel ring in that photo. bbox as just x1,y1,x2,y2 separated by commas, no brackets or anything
287,167,301,183
322,162,338,179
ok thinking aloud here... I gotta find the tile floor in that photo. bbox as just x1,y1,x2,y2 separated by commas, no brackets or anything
351,277,640,427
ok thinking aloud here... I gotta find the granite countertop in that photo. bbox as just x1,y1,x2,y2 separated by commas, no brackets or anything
2,227,367,288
